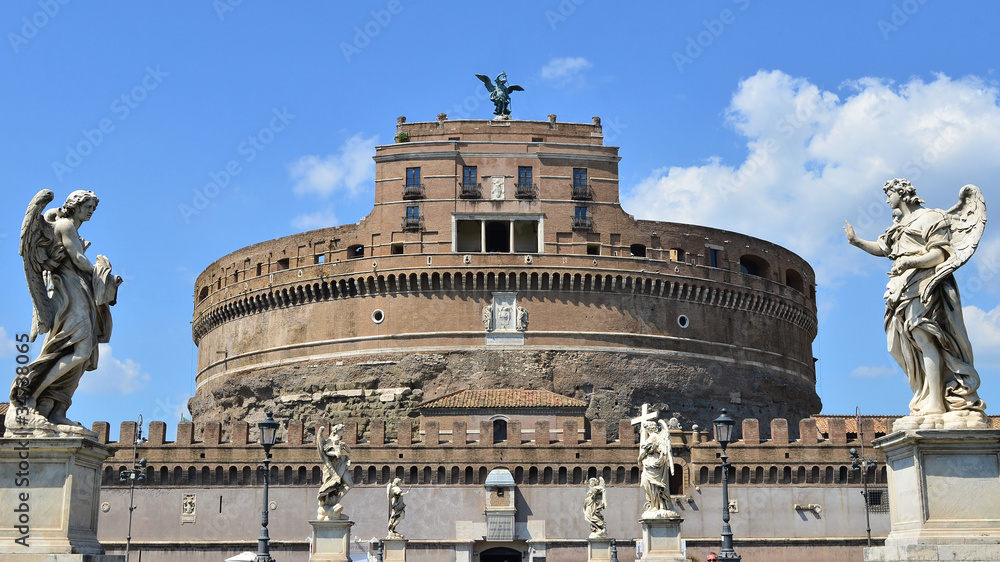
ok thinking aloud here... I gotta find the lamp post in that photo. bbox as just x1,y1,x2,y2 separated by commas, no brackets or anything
118,414,146,562
255,410,280,562
850,406,877,548
712,409,741,561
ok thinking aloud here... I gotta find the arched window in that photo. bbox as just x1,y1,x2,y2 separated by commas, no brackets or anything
785,268,805,292
492,419,508,443
670,464,684,494
198,286,209,301
347,244,364,259
739,254,771,278
630,243,647,257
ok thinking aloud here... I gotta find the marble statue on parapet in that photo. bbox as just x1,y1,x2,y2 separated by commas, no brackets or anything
7,190,122,438
475,72,524,119
317,423,353,520
639,419,679,519
845,179,988,431
482,304,493,331
584,476,608,538
386,477,407,538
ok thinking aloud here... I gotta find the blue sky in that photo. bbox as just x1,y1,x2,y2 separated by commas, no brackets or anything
3,1,999,439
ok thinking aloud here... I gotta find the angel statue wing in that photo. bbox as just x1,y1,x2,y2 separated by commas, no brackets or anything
21,189,63,342
475,74,496,94
316,425,328,463
920,184,988,303
508,84,525,93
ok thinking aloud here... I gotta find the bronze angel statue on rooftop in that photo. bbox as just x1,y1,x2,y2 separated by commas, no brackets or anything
476,72,524,119
844,179,988,431
7,189,122,437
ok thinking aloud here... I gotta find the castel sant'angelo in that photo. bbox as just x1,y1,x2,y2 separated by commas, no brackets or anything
18,112,934,562
188,113,820,437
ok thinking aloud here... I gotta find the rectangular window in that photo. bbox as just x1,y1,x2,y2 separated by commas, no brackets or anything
406,205,420,219
462,166,477,186
573,168,588,187
405,167,421,187
391,243,404,255
518,166,532,186
587,243,600,255
574,206,588,219
709,248,720,268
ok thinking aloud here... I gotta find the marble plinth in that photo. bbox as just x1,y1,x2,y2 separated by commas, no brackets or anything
587,538,612,561
382,537,406,561
309,519,354,562
0,437,120,560
640,517,686,562
864,429,1000,561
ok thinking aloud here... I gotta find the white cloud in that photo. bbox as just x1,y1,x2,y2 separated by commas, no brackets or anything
0,327,17,358
850,365,898,378
964,304,1000,371
291,206,340,231
289,133,377,197
78,344,151,395
621,70,1000,287
540,57,593,87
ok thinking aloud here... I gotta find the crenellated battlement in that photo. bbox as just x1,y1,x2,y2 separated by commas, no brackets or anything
94,415,964,491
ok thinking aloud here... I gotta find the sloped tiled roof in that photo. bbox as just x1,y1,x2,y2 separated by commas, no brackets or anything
420,389,587,410
812,414,1000,433
0,402,8,416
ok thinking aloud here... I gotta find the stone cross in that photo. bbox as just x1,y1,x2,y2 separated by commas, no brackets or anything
631,403,660,443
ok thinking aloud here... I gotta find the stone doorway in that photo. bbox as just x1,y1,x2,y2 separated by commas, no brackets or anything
480,546,523,562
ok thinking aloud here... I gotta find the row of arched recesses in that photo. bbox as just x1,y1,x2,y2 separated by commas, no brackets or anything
193,269,817,342
102,463,683,493
697,464,887,486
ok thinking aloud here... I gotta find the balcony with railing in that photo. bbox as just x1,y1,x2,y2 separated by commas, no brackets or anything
402,184,425,199
459,183,482,199
571,183,593,200
515,183,538,199
571,216,594,230
402,216,424,231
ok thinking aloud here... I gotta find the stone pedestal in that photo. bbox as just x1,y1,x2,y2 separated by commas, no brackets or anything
587,538,612,561
309,519,354,562
865,429,1000,561
640,517,686,562
383,537,406,561
0,437,123,562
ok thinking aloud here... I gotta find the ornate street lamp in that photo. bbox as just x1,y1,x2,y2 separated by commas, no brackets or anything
850,406,878,548
712,409,741,561
255,411,280,562
118,414,146,562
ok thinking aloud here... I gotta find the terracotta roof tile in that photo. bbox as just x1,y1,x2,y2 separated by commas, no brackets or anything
0,402,8,416
421,389,587,410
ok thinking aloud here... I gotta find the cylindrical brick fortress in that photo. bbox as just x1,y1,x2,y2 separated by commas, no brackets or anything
189,117,820,435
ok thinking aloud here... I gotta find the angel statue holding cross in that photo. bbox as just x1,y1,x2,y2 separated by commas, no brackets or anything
8,189,122,437
633,403,679,519
844,179,988,431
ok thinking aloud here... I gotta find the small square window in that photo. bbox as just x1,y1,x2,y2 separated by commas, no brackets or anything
406,206,420,219
587,244,600,255
391,243,404,255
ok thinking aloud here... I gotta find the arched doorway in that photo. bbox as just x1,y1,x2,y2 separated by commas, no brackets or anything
480,546,523,562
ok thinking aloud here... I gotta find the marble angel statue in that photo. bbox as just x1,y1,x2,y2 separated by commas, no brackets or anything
386,477,408,538
584,476,608,538
317,423,353,520
8,189,122,436
844,179,987,430
638,419,678,518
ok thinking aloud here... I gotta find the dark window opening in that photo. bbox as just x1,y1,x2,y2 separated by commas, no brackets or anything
739,255,770,278
275,258,289,271
709,248,721,268
462,166,477,187
314,254,325,264
456,220,482,252
785,268,805,292
391,243,404,255
587,243,600,255
485,221,510,253
256,263,263,276
405,167,420,187
531,137,543,142
198,286,209,301
669,464,684,495
347,245,364,259
630,243,647,257
492,420,507,443
670,248,685,262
